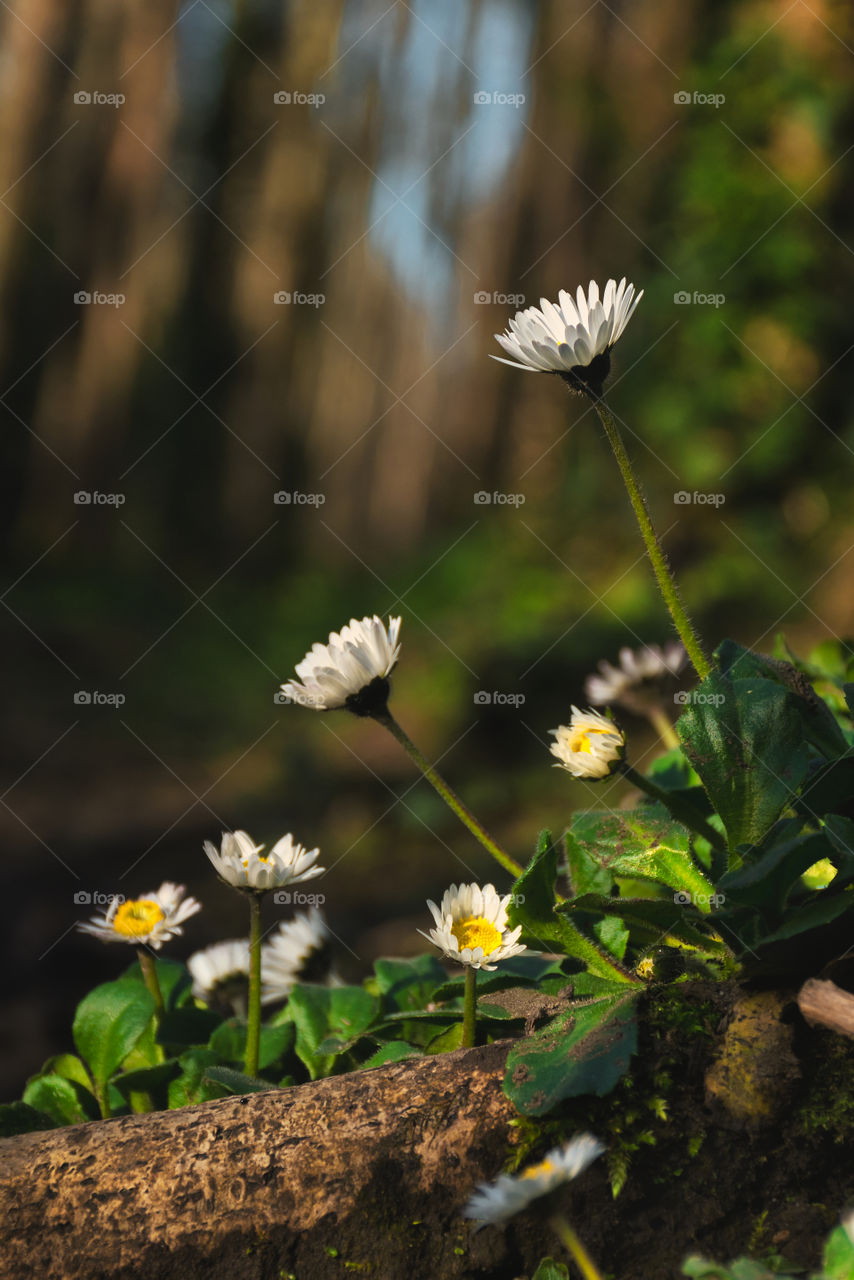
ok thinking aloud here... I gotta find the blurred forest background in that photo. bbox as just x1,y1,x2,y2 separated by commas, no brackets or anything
2,0,854,1096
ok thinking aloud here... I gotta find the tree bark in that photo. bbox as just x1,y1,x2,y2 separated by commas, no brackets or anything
0,1041,516,1280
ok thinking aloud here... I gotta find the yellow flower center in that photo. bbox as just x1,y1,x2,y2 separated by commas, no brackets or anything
113,899,165,938
636,956,656,979
520,1158,556,1182
570,725,612,755
451,915,503,956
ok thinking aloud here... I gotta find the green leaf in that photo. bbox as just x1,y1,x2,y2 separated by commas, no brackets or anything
0,1101,56,1137
202,1065,274,1095
593,915,629,960
373,955,446,1012
426,1022,464,1054
569,894,728,956
168,1049,228,1107
504,990,640,1115
568,809,715,909
111,1059,181,1100
42,1053,94,1092
718,829,830,918
532,1260,570,1280
508,832,638,982
360,1041,421,1069
753,888,854,946
156,1006,222,1048
823,815,854,886
823,1222,854,1279
72,979,156,1093
677,670,811,849
121,957,192,1009
681,1260,788,1280
284,985,380,1079
23,1073,99,1127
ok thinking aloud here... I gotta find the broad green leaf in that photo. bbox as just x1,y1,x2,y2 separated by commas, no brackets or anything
593,915,629,960
202,1065,273,1095
823,1222,854,1279
532,1261,570,1280
0,1101,56,1137
121,957,192,1009
111,1059,181,1099
504,990,640,1114
285,985,380,1079
42,1053,94,1092
23,1073,99,1126
426,1022,464,1054
72,979,155,1092
798,757,854,822
156,1006,222,1048
681,1260,789,1280
568,894,728,956
373,955,446,1011
718,829,830,918
823,815,854,886
168,1049,228,1107
508,832,638,982
568,809,715,909
677,671,810,849
753,888,854,946
360,1041,421,1069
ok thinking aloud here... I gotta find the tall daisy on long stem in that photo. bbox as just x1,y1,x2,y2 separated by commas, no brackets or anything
204,829,324,1076
493,281,710,682
281,616,523,879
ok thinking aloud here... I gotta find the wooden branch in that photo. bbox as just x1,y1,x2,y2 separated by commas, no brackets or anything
0,1042,515,1280
798,978,854,1040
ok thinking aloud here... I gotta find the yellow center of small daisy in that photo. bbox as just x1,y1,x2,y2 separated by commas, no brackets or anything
113,899,165,938
636,956,656,979
520,1158,556,1181
451,915,503,956
570,725,612,755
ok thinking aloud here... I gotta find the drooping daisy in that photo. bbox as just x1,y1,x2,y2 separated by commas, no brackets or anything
492,279,642,396
77,882,201,950
261,906,331,1004
280,615,402,715
464,1134,605,1226
549,706,625,780
187,939,250,1013
584,642,687,709
204,829,324,893
420,883,527,972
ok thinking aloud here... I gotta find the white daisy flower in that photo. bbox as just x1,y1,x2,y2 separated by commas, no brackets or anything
280,614,402,714
584,642,687,707
77,881,201,951
464,1134,605,1226
419,883,527,972
549,706,625,780
187,939,250,1006
261,907,330,1004
492,279,642,394
204,829,324,893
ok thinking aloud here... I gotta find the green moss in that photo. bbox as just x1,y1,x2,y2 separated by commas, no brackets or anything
797,1034,854,1141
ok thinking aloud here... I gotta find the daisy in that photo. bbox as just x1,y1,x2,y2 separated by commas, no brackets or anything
549,706,625,780
464,1134,605,1226
261,906,331,1004
77,882,201,950
204,829,324,894
492,279,642,395
420,883,527,972
584,642,686,708
187,939,250,1009
280,614,402,715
